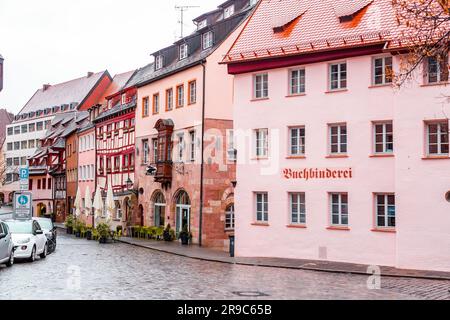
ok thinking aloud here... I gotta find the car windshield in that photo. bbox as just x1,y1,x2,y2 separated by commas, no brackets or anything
5,221,32,234
36,219,53,230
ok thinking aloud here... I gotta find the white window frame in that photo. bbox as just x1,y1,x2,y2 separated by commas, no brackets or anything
179,43,188,60
224,4,235,19
189,81,197,104
253,73,268,99
426,121,449,156
329,123,347,155
372,56,393,85
227,129,236,162
330,193,348,226
143,140,149,164
255,192,268,223
254,128,268,158
289,126,305,156
153,138,158,163
225,204,235,230
289,68,305,95
289,192,306,225
373,122,394,154
189,131,195,162
197,19,207,30
178,134,184,162
375,193,396,229
329,62,347,90
155,55,163,70
202,31,214,50
426,55,448,84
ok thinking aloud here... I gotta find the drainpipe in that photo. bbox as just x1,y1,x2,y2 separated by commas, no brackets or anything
199,60,206,247
93,122,97,229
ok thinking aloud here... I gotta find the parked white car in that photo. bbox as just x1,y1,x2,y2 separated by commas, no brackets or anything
0,221,14,267
4,219,48,262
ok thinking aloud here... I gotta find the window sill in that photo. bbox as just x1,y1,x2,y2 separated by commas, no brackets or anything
176,105,184,109
325,89,348,94
286,224,307,229
251,157,269,161
370,154,394,158
420,81,449,87
326,154,348,159
422,156,450,160
371,228,396,233
250,97,269,102
251,222,269,227
285,93,306,98
286,155,306,159
368,84,392,89
326,226,350,231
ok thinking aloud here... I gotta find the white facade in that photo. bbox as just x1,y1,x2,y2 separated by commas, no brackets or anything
2,116,54,189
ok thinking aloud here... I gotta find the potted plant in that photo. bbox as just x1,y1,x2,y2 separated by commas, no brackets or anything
96,222,112,244
163,224,174,241
179,224,192,245
73,220,81,237
86,227,93,240
64,215,74,234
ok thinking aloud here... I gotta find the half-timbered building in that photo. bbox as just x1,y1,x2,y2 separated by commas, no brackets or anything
92,71,139,231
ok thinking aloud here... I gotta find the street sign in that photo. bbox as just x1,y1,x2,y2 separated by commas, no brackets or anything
13,192,32,220
19,167,29,191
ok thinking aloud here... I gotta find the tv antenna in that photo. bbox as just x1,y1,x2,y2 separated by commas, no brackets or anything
175,5,200,39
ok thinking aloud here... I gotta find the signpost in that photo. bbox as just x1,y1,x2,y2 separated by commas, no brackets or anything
19,167,29,191
13,192,32,220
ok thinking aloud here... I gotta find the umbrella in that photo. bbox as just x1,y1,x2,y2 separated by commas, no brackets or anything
84,185,92,217
92,185,104,221
105,176,115,223
74,186,82,218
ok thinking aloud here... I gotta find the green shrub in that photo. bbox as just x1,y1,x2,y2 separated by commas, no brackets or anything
96,222,112,240
64,214,74,228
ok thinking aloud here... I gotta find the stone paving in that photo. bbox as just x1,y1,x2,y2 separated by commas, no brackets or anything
0,234,449,300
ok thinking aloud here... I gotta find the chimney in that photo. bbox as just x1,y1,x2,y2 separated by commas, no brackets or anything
87,71,94,78
43,84,51,91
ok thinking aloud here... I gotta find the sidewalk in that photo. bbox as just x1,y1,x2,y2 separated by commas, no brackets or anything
118,236,450,281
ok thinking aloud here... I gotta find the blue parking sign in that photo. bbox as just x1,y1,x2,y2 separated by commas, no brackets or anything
19,167,29,179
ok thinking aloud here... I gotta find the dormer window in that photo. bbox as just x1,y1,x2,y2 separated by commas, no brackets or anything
179,43,188,60
202,31,214,50
121,94,127,105
155,55,164,70
224,5,235,19
250,0,258,6
197,19,207,30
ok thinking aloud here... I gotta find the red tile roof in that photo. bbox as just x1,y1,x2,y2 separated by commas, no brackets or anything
223,0,401,63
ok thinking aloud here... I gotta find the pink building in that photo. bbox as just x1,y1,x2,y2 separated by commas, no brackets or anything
134,0,256,250
223,0,450,272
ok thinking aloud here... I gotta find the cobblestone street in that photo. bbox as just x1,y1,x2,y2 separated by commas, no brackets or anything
0,234,449,300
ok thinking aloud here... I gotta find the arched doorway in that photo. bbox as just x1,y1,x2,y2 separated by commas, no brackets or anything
8,192,14,203
152,191,166,227
123,197,133,224
0,192,4,205
175,190,191,233
37,203,47,217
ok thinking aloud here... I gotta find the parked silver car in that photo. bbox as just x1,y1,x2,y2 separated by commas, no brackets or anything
0,221,14,267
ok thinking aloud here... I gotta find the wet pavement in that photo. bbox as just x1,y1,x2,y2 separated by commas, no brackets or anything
0,234,449,300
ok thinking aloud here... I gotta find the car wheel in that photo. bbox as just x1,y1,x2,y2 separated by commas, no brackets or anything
39,243,48,259
6,251,14,267
28,246,36,262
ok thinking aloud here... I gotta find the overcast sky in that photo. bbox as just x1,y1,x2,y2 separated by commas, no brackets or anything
0,0,225,115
